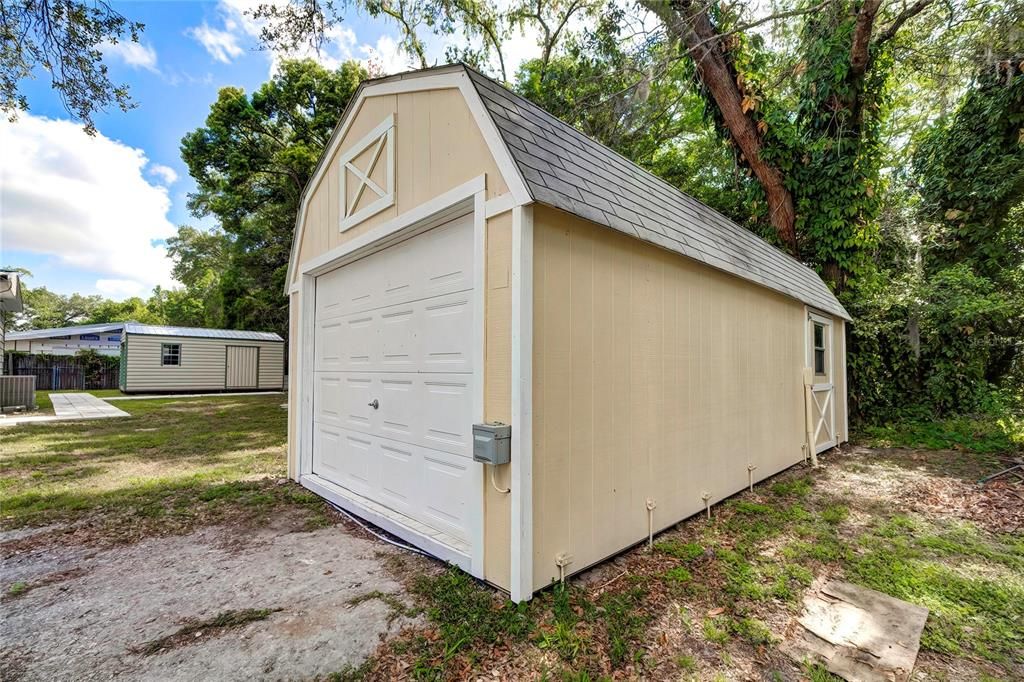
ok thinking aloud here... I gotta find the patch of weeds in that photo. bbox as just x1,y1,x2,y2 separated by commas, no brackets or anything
702,617,730,645
654,539,704,562
728,617,773,646
410,567,533,672
346,590,419,624
732,500,772,515
134,608,281,655
326,660,373,681
537,620,585,661
819,505,849,525
676,653,697,672
599,586,649,666
663,566,693,584
718,549,766,601
805,662,844,681
770,477,813,498
7,581,29,598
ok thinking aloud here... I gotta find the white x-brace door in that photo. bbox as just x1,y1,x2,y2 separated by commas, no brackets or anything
807,312,836,453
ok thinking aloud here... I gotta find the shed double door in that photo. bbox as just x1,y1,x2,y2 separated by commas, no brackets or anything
226,346,259,389
310,214,477,549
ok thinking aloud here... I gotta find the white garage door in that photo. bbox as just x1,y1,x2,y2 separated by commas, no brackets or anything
311,214,477,548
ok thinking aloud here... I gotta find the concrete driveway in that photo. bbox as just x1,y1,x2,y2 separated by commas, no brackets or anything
0,516,419,681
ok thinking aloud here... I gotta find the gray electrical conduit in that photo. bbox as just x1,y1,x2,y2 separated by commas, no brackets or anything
326,500,432,558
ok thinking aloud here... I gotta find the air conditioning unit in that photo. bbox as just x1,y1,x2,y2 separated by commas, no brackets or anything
0,273,24,312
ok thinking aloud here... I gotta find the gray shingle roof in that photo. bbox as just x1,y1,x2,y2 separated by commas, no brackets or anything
124,323,283,342
462,67,850,321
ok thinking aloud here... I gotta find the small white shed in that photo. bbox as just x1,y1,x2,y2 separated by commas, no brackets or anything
119,323,284,394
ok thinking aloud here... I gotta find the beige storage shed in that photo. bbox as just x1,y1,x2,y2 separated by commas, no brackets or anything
120,323,284,394
285,64,849,602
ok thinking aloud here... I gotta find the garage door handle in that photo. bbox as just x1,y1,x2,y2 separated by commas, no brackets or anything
367,399,379,410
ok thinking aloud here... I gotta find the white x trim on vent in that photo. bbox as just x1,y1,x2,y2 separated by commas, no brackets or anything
339,114,395,231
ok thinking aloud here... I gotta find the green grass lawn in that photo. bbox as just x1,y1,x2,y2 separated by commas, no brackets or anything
32,389,124,413
0,394,329,540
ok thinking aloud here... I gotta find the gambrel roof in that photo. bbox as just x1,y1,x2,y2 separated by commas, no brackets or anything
288,64,849,321
462,67,849,320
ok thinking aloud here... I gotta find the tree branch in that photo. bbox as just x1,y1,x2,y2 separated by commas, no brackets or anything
874,0,936,45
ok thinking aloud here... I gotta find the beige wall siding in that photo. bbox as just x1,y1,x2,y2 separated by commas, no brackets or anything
124,335,283,393
292,88,509,281
531,206,808,589
483,210,513,588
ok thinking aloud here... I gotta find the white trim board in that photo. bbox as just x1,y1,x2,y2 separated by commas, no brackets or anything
284,68,531,292
510,204,534,603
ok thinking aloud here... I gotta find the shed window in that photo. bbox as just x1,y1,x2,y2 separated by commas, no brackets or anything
161,343,181,366
813,323,826,375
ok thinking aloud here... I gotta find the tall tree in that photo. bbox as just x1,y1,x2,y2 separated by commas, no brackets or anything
638,0,938,290
165,225,230,328
181,58,366,338
0,0,144,133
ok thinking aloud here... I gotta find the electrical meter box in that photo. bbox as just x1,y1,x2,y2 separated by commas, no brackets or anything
472,422,511,465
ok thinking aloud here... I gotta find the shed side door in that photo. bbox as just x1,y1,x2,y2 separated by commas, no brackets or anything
226,346,259,389
807,313,836,452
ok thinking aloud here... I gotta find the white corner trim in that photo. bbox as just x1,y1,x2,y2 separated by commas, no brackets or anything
485,193,518,218
510,204,534,603
285,69,531,292
339,114,395,232
840,319,849,443
470,188,488,579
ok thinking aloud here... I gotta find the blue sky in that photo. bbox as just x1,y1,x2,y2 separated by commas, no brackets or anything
0,0,426,300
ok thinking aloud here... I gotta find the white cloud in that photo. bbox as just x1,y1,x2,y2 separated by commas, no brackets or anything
361,35,412,75
187,21,245,63
95,279,147,297
0,114,177,298
148,164,179,186
187,1,413,77
103,40,159,72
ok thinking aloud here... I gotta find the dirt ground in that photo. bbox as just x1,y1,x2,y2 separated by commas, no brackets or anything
1,511,419,681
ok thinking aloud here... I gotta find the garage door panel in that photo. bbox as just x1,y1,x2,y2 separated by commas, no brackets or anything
315,371,472,456
312,427,474,543
422,379,473,456
313,376,345,427
420,296,474,372
311,213,476,552
421,452,472,538
312,425,378,499
315,214,474,319
378,441,417,514
315,292,473,374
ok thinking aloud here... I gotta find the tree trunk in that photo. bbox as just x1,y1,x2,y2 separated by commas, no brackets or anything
647,0,798,253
